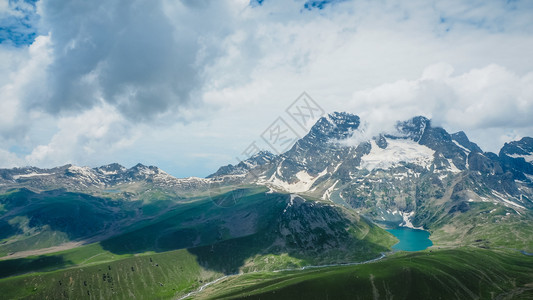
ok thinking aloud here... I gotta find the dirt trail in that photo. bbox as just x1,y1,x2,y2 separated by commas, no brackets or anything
177,253,387,300
0,241,84,260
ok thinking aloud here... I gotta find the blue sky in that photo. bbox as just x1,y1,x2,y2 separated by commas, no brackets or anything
1,0,533,177
0,0,38,46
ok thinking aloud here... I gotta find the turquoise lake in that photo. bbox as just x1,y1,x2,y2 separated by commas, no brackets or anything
386,227,433,251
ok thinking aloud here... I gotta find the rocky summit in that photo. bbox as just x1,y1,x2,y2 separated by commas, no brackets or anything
210,112,533,233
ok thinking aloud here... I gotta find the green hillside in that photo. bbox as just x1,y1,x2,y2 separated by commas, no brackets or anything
0,186,396,299
193,248,533,300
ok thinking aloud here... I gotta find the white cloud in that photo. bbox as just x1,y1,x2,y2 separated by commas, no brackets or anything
1,0,533,176
0,35,52,138
347,63,533,152
24,103,136,167
0,0,10,15
0,148,23,167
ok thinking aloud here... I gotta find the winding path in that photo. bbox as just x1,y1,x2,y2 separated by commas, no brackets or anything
177,253,386,300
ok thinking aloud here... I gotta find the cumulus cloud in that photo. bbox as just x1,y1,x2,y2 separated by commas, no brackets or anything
0,34,51,139
347,63,533,152
0,148,24,167
1,0,533,175
25,103,136,167
34,0,241,122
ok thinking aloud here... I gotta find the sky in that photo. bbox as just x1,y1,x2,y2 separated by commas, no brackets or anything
0,0,533,178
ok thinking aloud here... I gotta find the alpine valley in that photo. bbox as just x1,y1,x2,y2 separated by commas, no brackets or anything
1,112,532,299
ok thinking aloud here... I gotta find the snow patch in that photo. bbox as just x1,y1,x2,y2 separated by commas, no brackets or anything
452,140,471,154
492,191,525,209
526,174,533,182
98,169,119,175
508,153,533,163
182,176,209,181
398,211,424,230
322,180,339,200
67,166,101,182
13,173,52,180
447,159,461,173
393,172,408,180
360,139,435,171
331,162,342,174
267,167,328,193
270,158,285,181
284,194,302,213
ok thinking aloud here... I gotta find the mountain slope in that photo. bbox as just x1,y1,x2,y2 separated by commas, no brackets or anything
194,248,533,300
1,112,531,256
209,112,533,251
0,187,396,299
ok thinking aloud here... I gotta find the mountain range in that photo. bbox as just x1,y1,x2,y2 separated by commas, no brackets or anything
0,112,532,299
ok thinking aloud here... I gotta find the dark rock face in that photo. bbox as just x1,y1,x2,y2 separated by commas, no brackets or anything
375,134,388,149
209,113,532,193
499,137,533,182
394,116,430,142
468,152,502,174
208,151,276,178
451,131,483,153
278,112,362,181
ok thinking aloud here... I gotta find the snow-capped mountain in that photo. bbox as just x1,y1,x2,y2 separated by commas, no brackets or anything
209,112,533,228
1,111,532,230
0,163,209,192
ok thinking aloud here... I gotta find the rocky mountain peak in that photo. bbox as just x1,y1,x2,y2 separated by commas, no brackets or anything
501,137,533,156
499,137,533,181
247,150,276,164
450,131,483,153
306,112,360,143
95,163,127,175
208,150,276,178
131,163,148,170
394,116,430,142
127,163,166,179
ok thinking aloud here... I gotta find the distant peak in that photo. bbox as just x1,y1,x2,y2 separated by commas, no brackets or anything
519,137,533,144
451,131,468,140
324,112,359,126
241,150,275,166
394,116,431,142
250,150,274,159
403,116,431,127
132,163,148,169
67,165,91,171
129,163,163,174
107,162,125,168
98,163,126,170
94,163,127,175
451,131,483,153
501,137,533,156
206,150,276,178
302,112,360,143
